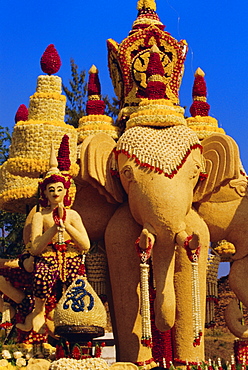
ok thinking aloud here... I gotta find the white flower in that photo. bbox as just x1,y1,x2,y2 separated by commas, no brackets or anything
13,351,23,359
2,349,11,359
0,359,9,366
16,357,27,367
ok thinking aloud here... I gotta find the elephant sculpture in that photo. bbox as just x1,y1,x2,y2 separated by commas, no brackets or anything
74,124,210,365
193,133,248,339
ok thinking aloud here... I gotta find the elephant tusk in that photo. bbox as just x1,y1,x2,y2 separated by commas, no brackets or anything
176,230,200,250
138,223,156,251
225,298,248,338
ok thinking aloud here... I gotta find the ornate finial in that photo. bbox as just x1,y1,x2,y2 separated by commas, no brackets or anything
195,67,205,78
47,142,59,174
86,65,104,115
133,0,163,31
190,67,209,116
89,64,98,74
77,66,120,142
57,134,71,172
87,64,101,100
15,104,28,123
137,0,156,11
187,68,225,139
40,44,62,75
145,45,167,100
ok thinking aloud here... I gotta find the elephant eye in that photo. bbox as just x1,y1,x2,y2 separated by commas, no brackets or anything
120,165,133,180
190,164,201,179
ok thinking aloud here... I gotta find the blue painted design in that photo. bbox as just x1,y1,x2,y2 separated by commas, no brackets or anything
63,279,94,312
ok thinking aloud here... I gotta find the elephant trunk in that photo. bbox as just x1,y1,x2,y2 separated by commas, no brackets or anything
225,299,248,338
152,236,176,332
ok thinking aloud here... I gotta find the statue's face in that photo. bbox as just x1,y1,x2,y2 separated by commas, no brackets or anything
44,181,67,206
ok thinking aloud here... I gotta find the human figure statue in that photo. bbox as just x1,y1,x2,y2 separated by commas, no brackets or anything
16,143,90,333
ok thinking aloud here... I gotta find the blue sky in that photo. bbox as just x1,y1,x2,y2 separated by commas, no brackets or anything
0,0,247,277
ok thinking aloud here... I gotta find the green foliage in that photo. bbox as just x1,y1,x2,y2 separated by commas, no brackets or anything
0,126,10,164
62,59,88,128
62,59,119,128
0,211,26,258
0,127,26,258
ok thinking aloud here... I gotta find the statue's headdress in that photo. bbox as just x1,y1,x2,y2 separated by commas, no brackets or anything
39,135,75,208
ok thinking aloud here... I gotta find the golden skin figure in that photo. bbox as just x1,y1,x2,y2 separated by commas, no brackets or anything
17,179,90,333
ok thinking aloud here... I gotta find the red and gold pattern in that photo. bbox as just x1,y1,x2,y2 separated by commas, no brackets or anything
107,0,188,116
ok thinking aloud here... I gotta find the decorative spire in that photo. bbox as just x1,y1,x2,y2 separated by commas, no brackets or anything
186,68,225,139
189,68,210,117
47,142,59,175
88,65,101,96
132,0,164,32
57,134,71,172
86,65,105,115
40,44,62,75
77,66,120,142
14,104,28,123
145,44,167,100
137,0,156,11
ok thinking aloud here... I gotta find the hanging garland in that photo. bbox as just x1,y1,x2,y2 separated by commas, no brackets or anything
184,235,202,346
135,236,153,348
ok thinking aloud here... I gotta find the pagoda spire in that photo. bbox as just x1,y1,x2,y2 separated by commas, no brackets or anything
86,64,105,115
77,65,120,142
137,0,156,11
189,67,210,117
186,67,225,139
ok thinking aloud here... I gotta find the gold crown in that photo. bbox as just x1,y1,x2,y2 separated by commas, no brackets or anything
107,0,188,110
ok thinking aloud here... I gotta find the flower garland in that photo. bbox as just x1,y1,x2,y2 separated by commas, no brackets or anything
205,253,220,328
6,158,79,179
53,207,67,282
183,235,202,346
16,119,75,129
135,236,153,348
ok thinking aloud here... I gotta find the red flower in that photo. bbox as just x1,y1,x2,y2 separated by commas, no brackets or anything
40,44,61,75
72,344,81,360
15,104,28,123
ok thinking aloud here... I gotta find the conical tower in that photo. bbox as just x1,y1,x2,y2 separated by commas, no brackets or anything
0,45,78,213
77,65,119,143
186,68,225,139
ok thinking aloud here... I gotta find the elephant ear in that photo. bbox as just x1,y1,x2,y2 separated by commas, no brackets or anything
78,133,125,204
193,133,241,202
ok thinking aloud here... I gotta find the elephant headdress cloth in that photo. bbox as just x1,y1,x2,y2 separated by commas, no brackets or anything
115,45,205,179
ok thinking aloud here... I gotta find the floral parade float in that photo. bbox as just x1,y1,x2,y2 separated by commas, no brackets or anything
0,0,248,369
